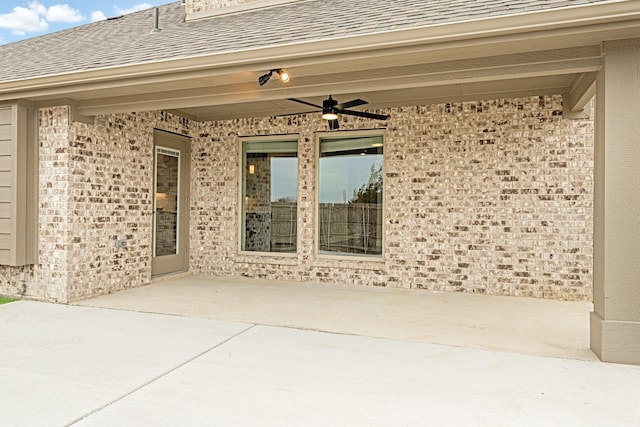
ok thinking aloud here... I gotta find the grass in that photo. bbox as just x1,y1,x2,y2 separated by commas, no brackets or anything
0,297,17,305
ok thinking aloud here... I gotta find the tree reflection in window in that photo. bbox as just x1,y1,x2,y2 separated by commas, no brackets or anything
318,135,383,257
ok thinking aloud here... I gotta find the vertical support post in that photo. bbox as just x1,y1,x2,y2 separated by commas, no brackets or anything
591,38,640,365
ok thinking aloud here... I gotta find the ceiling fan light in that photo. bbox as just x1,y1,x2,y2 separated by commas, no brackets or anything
322,109,338,120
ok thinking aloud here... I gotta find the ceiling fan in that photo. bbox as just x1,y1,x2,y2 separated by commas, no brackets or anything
286,96,389,130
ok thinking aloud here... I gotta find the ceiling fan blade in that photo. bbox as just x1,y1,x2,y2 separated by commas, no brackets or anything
337,99,368,110
287,98,322,109
328,119,340,130
277,110,316,117
338,109,389,121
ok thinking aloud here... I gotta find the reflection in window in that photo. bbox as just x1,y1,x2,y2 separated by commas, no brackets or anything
318,134,383,257
155,148,180,257
241,139,298,253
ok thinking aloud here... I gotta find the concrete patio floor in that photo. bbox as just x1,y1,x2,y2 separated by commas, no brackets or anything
2,275,640,426
81,275,596,361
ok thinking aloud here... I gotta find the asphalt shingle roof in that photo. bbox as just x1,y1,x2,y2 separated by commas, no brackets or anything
0,0,614,83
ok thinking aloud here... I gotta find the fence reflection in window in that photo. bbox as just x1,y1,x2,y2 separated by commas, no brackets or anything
318,134,383,257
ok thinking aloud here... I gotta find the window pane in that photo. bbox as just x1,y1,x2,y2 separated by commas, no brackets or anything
319,135,383,257
155,149,180,257
242,140,298,253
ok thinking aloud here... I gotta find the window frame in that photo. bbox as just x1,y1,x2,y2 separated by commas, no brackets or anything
315,130,386,262
237,134,300,257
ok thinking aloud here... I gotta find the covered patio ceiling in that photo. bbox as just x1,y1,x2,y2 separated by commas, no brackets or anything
2,1,640,122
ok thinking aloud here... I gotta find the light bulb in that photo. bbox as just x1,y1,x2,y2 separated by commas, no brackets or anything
322,110,338,120
278,70,290,83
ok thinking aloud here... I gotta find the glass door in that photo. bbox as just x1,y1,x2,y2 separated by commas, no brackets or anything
152,130,190,276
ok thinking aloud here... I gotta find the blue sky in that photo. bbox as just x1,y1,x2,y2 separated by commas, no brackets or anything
0,1,166,45
320,155,382,204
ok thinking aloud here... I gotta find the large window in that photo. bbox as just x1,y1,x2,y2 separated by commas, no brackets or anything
318,134,383,257
241,138,298,253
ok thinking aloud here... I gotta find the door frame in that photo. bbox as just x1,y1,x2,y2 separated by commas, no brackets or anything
151,129,191,277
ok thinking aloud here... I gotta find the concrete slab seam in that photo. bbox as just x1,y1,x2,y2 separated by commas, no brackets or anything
64,323,257,426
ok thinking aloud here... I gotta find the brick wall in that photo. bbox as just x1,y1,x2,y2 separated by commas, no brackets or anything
0,95,594,302
191,95,594,300
0,107,73,301
0,108,192,302
57,111,191,301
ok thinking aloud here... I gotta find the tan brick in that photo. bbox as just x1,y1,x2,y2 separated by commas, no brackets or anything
0,95,594,302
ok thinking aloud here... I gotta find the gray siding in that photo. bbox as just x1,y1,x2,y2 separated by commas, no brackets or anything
0,103,37,266
0,106,14,264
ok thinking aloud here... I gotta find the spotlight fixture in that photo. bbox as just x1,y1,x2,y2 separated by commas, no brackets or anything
258,72,272,86
258,69,290,86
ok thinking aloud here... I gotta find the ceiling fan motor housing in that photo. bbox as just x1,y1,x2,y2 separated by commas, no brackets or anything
322,96,338,115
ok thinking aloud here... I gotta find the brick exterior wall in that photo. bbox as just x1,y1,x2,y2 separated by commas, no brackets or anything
191,95,593,300
0,95,594,302
0,108,73,302
0,108,191,302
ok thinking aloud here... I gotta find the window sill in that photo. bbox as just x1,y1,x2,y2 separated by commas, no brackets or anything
236,252,299,266
312,254,385,269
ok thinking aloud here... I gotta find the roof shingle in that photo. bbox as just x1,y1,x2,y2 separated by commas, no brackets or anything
0,0,615,82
